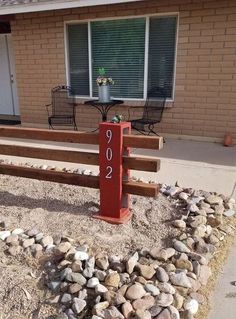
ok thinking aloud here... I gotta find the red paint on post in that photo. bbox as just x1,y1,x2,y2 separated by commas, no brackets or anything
94,122,132,224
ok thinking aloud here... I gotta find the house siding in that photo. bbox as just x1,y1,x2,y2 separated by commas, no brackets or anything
10,0,236,140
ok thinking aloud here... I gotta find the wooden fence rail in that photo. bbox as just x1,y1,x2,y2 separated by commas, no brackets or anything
0,123,163,224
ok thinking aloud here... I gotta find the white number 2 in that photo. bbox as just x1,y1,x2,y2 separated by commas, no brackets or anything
105,166,112,179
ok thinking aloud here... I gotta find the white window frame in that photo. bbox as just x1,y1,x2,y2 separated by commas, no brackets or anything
64,13,179,102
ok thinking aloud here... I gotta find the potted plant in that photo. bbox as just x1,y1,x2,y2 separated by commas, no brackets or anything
96,67,114,103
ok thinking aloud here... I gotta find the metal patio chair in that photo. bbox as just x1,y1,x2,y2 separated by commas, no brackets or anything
46,85,77,130
128,87,166,136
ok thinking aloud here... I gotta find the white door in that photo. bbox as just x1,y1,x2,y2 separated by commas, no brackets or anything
0,34,19,115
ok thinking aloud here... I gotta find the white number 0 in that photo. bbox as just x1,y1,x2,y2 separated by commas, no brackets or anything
106,148,112,161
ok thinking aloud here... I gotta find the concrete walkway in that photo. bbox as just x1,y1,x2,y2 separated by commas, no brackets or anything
208,236,236,319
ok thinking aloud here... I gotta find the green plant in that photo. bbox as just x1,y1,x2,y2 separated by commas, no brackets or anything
98,67,106,76
96,67,114,86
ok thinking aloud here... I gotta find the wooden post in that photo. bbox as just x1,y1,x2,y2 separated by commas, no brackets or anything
95,122,132,224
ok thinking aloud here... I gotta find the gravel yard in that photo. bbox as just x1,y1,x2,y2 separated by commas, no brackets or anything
0,174,178,319
0,175,177,255
0,173,235,319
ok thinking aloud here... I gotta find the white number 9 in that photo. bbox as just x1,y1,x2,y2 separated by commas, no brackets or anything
106,129,112,144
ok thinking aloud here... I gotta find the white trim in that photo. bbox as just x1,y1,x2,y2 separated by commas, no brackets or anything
88,21,93,98
74,96,175,103
143,16,149,100
172,14,179,101
0,0,141,15
65,13,179,101
64,24,70,89
66,12,179,24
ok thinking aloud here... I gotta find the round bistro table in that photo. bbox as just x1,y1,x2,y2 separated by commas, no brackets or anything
84,99,124,122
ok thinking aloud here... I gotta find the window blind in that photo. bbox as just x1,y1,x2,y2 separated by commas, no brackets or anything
91,18,146,99
148,16,177,98
68,24,89,96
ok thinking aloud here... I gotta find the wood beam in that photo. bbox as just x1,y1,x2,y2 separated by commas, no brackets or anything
0,164,159,197
0,144,98,166
0,144,160,172
123,156,160,172
0,126,99,145
123,180,159,198
0,126,163,150
123,134,163,150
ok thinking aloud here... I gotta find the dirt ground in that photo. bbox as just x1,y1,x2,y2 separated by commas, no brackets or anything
0,175,179,319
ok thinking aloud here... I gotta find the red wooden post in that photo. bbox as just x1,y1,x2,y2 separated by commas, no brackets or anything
94,122,132,224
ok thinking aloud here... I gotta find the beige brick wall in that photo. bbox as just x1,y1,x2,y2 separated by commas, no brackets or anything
10,0,236,140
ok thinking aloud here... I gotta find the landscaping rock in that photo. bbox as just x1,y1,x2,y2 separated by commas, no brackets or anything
175,259,193,272
6,235,19,245
72,298,86,314
126,283,146,300
126,252,139,274
121,301,133,318
71,260,83,272
23,238,35,248
96,255,109,270
41,235,53,247
150,248,175,261
173,293,184,309
68,283,82,294
156,267,169,282
0,231,11,241
170,273,192,288
95,284,108,294
158,282,175,294
172,220,186,229
138,264,155,280
26,227,39,237
205,195,223,205
198,265,212,285
184,298,199,315
173,240,190,253
74,251,89,261
66,273,87,285
12,228,24,236
103,306,124,319
155,308,171,319
105,272,120,288
145,283,160,296
156,293,174,307
87,277,99,288
168,305,180,319
57,242,72,254
132,295,155,310
61,293,72,304
8,245,22,256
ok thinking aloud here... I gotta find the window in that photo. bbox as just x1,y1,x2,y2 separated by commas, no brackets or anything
67,15,177,100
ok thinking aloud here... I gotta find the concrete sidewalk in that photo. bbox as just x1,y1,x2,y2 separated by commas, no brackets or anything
208,236,236,319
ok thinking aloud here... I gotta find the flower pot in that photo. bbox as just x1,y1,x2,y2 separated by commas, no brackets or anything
223,132,233,147
98,85,110,103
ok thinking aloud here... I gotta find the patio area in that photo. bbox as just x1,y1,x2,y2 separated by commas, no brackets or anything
0,135,235,198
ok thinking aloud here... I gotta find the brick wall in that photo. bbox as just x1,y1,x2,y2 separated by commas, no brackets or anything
10,0,236,140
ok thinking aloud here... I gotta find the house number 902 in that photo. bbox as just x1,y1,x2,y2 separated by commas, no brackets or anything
105,129,113,179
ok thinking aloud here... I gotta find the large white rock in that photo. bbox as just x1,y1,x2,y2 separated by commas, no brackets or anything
184,298,199,314
0,231,11,241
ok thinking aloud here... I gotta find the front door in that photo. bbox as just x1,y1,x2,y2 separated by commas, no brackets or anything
0,34,19,115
